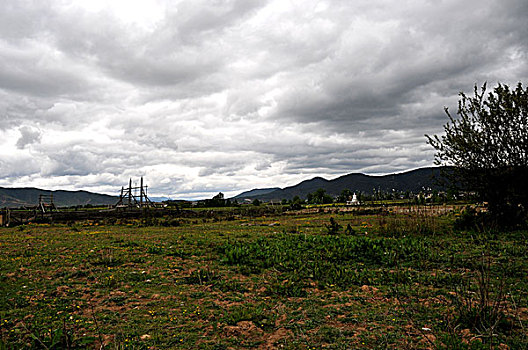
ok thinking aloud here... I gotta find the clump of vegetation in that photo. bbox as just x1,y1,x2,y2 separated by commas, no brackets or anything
325,217,342,234
184,268,220,285
427,82,528,228
141,216,181,227
289,195,303,210
266,278,307,297
454,206,486,231
306,188,334,204
344,223,356,235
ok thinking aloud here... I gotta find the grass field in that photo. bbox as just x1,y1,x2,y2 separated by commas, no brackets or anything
1,206,527,349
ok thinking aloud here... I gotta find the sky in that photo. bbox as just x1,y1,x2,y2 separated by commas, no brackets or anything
1,0,527,199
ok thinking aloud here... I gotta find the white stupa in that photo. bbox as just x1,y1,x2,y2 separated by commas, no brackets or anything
347,193,359,205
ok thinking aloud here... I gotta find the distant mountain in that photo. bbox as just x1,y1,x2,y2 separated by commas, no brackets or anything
233,188,281,200
233,167,447,201
0,187,118,208
149,196,171,202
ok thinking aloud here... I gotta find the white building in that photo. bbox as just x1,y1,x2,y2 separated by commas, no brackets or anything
346,193,359,206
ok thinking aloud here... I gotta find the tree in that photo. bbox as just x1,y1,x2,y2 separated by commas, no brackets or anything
205,192,226,207
290,196,303,210
426,82,528,226
337,189,353,203
307,188,334,204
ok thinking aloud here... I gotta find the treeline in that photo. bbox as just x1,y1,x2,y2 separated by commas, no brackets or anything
289,188,461,205
185,188,466,209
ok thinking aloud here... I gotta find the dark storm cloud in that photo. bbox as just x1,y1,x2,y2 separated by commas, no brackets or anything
272,1,528,129
0,0,527,198
36,0,265,95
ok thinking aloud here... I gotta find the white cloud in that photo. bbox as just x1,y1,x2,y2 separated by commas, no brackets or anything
0,0,527,198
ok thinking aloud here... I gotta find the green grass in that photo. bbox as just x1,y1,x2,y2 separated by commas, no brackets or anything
1,208,527,348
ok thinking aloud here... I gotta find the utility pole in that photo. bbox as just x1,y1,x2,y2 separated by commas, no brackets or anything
140,177,144,207
128,178,132,206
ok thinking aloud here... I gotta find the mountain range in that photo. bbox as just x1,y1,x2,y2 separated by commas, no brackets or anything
0,187,117,208
233,167,446,201
0,167,447,207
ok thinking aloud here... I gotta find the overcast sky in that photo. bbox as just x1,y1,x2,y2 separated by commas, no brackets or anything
1,0,527,199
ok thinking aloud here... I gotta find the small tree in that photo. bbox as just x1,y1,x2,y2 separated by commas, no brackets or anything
426,82,528,226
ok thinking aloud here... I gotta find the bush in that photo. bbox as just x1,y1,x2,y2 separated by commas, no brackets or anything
325,217,342,235
448,253,513,345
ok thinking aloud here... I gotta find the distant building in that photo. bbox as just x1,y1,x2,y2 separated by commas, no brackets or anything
346,193,359,206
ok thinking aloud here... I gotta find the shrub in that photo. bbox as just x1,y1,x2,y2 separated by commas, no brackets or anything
325,217,342,235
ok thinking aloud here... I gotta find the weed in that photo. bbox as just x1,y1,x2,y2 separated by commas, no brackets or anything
449,253,510,343
266,278,307,297
146,245,164,254
90,248,121,267
69,223,82,232
184,268,220,285
344,223,355,235
21,318,83,350
165,247,188,258
223,304,269,327
215,280,248,293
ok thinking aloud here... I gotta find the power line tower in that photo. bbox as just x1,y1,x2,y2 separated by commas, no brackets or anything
115,177,154,208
